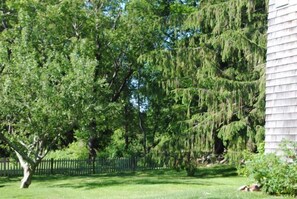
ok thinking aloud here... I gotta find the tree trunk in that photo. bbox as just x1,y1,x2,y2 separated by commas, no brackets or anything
15,151,37,188
20,164,34,188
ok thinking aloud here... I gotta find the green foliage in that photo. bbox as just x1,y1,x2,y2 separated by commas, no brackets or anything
0,0,106,166
141,0,267,157
0,0,150,187
137,0,268,173
0,0,271,189
99,128,142,158
47,140,89,160
244,142,297,196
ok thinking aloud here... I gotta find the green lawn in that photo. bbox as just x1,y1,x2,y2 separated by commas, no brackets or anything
0,166,294,199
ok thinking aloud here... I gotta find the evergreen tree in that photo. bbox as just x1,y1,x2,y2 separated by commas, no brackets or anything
185,0,267,152
142,0,267,168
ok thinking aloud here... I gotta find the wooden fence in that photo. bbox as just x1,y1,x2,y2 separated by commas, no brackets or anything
0,157,165,177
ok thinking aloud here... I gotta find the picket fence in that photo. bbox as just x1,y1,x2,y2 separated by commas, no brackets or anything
0,157,164,177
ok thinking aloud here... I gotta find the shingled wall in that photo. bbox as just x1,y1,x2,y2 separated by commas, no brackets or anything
265,0,297,153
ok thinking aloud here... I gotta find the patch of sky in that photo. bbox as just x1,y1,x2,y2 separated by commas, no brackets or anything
130,78,148,113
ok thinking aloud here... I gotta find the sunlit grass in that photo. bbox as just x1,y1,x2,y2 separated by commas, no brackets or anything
0,166,294,199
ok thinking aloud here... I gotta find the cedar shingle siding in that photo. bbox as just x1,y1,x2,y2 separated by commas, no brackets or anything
265,0,297,153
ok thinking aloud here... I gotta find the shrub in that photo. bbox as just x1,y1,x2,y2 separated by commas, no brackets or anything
47,140,89,159
244,142,297,196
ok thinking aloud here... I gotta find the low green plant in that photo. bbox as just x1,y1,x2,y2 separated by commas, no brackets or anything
96,128,144,159
243,141,297,196
47,140,89,159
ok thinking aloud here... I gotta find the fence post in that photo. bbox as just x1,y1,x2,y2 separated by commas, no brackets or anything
50,158,54,175
92,159,95,174
6,158,9,177
3,158,6,176
132,156,136,171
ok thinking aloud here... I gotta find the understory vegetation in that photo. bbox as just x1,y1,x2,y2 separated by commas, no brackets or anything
240,141,297,196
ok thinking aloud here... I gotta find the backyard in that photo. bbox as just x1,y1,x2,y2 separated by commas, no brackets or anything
0,1,295,198
0,166,293,199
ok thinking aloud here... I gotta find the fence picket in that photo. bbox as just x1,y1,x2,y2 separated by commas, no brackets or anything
0,156,165,177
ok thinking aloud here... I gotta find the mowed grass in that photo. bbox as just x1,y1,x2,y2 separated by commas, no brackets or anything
0,166,294,199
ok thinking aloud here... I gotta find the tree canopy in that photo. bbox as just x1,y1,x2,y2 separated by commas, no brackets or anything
0,0,268,187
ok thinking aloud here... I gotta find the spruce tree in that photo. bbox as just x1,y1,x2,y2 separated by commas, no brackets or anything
142,0,268,163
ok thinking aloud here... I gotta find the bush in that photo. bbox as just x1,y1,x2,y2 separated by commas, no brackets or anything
244,142,297,196
98,129,142,158
47,140,89,159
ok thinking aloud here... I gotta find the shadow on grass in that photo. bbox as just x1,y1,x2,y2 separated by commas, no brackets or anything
0,177,20,183
28,165,237,190
0,176,21,188
195,165,237,178
48,177,218,190
0,165,237,190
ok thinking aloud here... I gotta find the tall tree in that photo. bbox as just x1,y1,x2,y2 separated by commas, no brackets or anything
142,0,267,169
0,0,103,188
0,0,136,188
0,0,171,187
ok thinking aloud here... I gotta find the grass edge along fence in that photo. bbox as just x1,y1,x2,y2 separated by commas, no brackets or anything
0,156,166,177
